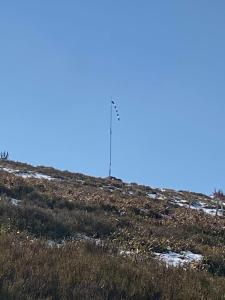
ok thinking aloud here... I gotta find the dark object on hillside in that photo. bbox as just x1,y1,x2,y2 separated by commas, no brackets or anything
0,151,9,160
107,176,122,182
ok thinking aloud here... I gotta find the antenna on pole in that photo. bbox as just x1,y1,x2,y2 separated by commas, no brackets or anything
109,100,120,178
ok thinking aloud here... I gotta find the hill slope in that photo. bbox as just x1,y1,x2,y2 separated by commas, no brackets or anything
0,160,225,299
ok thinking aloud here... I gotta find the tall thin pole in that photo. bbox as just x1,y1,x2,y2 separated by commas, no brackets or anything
109,101,113,177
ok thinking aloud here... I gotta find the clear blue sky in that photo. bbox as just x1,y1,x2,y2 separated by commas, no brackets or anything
1,1,225,194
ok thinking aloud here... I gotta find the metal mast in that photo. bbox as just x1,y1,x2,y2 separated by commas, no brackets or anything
109,101,113,177
109,100,120,177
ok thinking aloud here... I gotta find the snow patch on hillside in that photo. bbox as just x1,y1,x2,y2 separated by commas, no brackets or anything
148,193,166,200
0,167,54,181
20,172,53,180
173,199,224,216
120,250,136,256
76,234,104,246
10,198,22,206
148,193,157,199
155,251,203,267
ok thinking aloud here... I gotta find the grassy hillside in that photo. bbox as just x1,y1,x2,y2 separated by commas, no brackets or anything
0,160,225,299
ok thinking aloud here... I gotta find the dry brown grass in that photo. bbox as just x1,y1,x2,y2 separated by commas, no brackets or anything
0,161,225,298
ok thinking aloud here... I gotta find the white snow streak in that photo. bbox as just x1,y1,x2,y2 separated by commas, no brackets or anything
154,251,203,267
0,167,54,181
173,199,224,217
10,198,22,206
